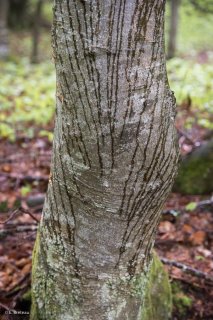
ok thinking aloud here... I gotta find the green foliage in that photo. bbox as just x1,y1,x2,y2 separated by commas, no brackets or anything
167,58,213,129
39,129,53,142
43,1,53,23
0,201,8,213
178,1,213,53
21,184,32,196
185,202,197,211
172,282,192,316
165,1,213,53
190,0,213,14
0,58,55,141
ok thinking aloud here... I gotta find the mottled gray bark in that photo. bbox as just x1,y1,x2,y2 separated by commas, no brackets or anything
167,0,181,59
31,0,179,319
0,0,9,59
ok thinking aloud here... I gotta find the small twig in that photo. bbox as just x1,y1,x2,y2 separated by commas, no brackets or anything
3,221,37,226
0,225,38,237
0,172,49,182
161,257,213,285
197,198,213,208
0,208,20,224
162,197,213,216
16,225,38,232
0,301,12,311
0,207,39,224
21,208,40,223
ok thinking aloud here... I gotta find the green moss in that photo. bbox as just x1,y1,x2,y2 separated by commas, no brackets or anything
141,252,172,320
31,236,172,319
30,231,42,320
172,282,192,316
22,289,31,302
174,139,213,194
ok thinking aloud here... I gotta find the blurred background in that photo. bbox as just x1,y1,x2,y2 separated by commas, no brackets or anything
0,1,212,319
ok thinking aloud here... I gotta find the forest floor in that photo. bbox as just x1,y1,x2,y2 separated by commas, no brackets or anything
0,122,212,320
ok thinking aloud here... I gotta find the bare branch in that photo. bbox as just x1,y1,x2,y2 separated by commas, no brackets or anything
161,257,213,285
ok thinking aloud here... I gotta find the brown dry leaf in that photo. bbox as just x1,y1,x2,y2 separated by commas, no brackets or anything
16,258,30,268
22,263,32,274
197,246,212,258
1,164,12,173
158,221,176,234
190,216,209,229
0,274,12,289
183,224,193,234
189,230,206,246
5,264,16,276
174,230,184,242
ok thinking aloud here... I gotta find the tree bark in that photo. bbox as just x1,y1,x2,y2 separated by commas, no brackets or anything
167,0,181,59
31,1,179,319
0,0,9,59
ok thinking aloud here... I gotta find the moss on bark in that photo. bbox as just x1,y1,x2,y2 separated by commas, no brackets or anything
174,139,213,194
141,252,172,320
30,241,172,320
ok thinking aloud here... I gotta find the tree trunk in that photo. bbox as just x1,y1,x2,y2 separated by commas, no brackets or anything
167,0,181,59
31,1,179,319
31,0,43,64
0,0,9,59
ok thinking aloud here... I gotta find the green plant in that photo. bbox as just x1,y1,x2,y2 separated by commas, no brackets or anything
0,58,55,141
172,282,193,316
167,57,213,129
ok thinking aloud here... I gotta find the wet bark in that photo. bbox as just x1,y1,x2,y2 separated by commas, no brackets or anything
31,0,179,319
0,0,9,59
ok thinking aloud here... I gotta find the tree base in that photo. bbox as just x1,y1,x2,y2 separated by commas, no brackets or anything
142,252,172,320
30,242,172,320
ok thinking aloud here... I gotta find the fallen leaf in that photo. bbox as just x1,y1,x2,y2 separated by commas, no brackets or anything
183,224,193,234
22,263,32,274
189,231,206,246
159,221,176,234
2,164,12,173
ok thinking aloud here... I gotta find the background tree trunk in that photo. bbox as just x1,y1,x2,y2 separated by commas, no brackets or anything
0,0,9,59
8,0,29,28
31,0,179,319
167,0,181,59
31,0,43,64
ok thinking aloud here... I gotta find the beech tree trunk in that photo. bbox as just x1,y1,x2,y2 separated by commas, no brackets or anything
31,1,179,319
0,0,9,59
167,0,181,59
